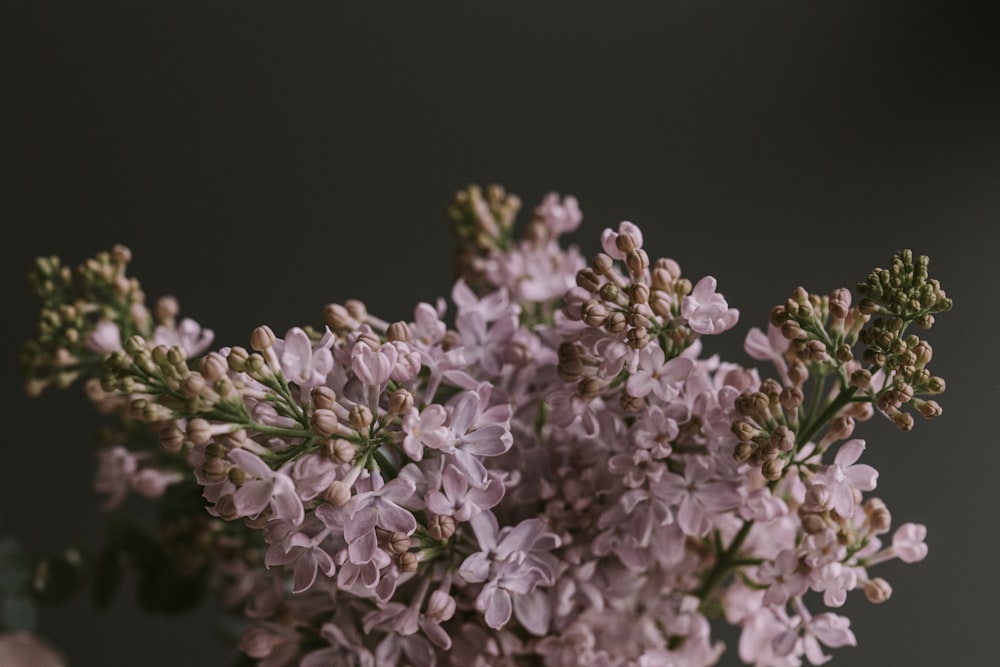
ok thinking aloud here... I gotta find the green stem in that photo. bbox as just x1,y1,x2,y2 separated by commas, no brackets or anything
696,519,755,606
796,386,858,448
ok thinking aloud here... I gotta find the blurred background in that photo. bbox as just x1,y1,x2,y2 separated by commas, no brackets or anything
4,1,998,665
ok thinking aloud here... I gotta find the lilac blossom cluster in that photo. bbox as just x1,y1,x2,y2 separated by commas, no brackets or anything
19,185,950,666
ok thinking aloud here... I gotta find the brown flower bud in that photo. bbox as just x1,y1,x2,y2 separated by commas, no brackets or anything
311,408,341,437
324,481,352,507
160,423,185,453
250,325,276,352
591,252,614,276
428,514,456,541
349,405,373,431
863,577,892,604
398,552,419,573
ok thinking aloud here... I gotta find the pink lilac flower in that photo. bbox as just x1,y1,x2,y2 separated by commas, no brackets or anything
757,549,809,606
891,522,929,563
650,463,742,537
626,345,695,401
229,449,305,526
816,439,878,518
681,276,739,335
85,319,123,353
425,464,505,522
432,391,513,488
273,327,334,393
94,445,138,510
153,317,215,358
342,471,417,564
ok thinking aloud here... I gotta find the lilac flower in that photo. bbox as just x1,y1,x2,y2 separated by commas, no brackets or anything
756,549,809,607
94,446,138,510
153,317,215,358
425,464,505,522
229,449,305,526
681,276,739,335
272,326,334,393
432,391,513,488
264,528,337,594
343,471,417,564
626,345,695,400
650,463,741,537
459,512,561,629
401,405,450,461
85,319,123,353
816,439,878,518
891,522,928,563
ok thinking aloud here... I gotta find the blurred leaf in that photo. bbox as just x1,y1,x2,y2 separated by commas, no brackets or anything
32,548,90,605
136,554,206,614
0,537,31,593
92,545,124,610
0,593,38,631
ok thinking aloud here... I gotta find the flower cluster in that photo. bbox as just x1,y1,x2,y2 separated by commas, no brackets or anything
17,186,950,666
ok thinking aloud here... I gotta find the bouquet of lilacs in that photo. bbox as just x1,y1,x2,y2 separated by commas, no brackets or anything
14,185,951,666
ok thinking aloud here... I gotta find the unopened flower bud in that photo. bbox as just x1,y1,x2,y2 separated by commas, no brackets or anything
201,457,229,484
731,421,761,441
781,320,802,340
605,311,627,334
388,388,414,416
828,416,855,442
628,282,650,305
805,483,832,510
597,283,619,305
199,352,228,381
576,268,601,292
426,590,457,623
619,394,644,414
244,353,268,378
227,346,250,372
398,551,419,573
324,481,352,507
615,232,638,254
626,326,650,349
387,532,411,555
187,418,214,445
250,325,276,352
787,361,808,386
307,386,335,412
800,512,828,534
578,377,602,400
926,376,946,394
215,494,239,521
770,425,796,452
917,399,942,419
891,411,914,431
160,424,185,453
428,514,456,541
582,301,609,327
761,458,784,481
835,343,853,363
311,408,340,437
228,466,247,486
733,441,756,462
850,369,872,389
780,386,804,412
348,405,373,431
864,498,892,534
627,303,653,329
182,373,208,398
324,303,355,331
386,321,411,342
591,252,614,276
863,577,893,603
625,248,649,276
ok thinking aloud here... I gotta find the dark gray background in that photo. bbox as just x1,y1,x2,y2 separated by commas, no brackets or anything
4,2,998,665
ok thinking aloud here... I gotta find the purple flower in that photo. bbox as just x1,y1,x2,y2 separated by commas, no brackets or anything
681,276,739,335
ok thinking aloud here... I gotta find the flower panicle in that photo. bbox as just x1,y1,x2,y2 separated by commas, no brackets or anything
16,188,950,667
